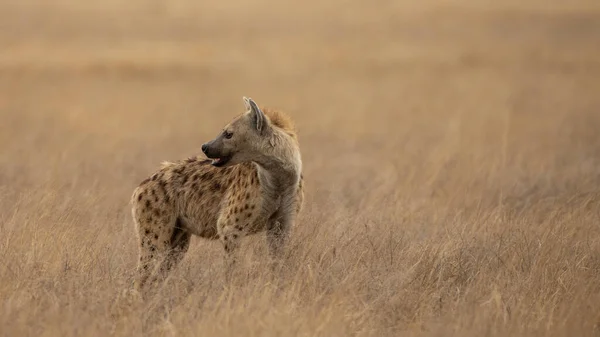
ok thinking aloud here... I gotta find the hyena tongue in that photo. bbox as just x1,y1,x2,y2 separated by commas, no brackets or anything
212,158,221,164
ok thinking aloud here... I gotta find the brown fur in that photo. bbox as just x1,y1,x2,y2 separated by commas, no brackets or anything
131,98,303,293
262,108,297,139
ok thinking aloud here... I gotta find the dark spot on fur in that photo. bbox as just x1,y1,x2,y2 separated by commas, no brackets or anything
164,194,170,203
244,204,249,210
223,236,229,241
234,207,238,213
154,195,159,202
154,234,158,240
140,177,151,185
247,212,252,218
143,265,148,270
211,182,221,192
150,246,156,252
144,229,150,235
145,200,151,208
191,182,198,190
201,171,214,181
193,174,199,181
232,234,238,239
181,175,189,185
235,218,239,222
235,225,243,231
246,193,250,200
151,174,158,181
137,194,143,201
174,166,184,174
251,205,256,210
150,254,154,259
153,208,160,217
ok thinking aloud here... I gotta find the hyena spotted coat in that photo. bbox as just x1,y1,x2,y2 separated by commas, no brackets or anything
131,97,303,291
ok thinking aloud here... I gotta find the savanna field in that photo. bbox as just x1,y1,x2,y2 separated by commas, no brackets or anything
1,0,600,336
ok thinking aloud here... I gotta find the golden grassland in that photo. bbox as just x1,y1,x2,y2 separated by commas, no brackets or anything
1,0,600,336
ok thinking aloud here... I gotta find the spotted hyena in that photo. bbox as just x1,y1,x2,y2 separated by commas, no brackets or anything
131,97,303,292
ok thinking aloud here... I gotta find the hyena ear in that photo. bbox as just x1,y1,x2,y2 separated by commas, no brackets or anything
243,96,268,133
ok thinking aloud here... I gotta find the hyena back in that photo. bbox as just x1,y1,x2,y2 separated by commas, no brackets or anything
131,97,303,292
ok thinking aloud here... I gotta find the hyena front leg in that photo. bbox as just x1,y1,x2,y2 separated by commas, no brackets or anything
266,217,291,260
266,193,297,260
265,216,292,275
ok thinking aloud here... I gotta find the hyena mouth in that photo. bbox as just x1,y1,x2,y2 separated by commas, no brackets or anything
211,156,231,167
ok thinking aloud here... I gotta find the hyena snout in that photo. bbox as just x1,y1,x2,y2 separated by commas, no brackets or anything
201,140,219,158
202,140,231,167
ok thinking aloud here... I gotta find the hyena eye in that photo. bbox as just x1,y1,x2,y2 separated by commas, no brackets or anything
224,131,233,139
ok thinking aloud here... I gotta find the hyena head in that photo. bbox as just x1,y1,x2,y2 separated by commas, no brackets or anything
202,97,272,168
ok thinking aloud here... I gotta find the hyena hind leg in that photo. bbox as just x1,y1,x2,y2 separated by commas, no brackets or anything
218,220,245,282
134,218,191,295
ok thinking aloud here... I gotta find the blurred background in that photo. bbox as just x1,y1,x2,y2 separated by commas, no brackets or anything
1,0,600,336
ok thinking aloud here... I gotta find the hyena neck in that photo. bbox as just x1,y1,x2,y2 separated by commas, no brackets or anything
255,159,300,194
253,133,302,202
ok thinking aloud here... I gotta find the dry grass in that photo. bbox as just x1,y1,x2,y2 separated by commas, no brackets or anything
2,0,600,336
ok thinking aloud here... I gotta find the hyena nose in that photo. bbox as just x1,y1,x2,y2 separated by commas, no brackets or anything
201,143,208,154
